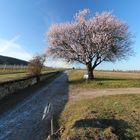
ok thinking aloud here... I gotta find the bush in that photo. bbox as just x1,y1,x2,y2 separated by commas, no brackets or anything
27,54,46,76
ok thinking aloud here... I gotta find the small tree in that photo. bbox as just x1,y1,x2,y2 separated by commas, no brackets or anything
46,9,133,80
27,54,46,76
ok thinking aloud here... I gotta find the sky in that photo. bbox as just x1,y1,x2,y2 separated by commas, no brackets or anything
0,0,140,70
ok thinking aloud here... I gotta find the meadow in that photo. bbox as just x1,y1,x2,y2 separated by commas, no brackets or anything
69,70,140,88
59,94,140,140
54,70,140,140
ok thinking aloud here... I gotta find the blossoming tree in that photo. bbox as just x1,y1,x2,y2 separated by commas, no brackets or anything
46,9,133,80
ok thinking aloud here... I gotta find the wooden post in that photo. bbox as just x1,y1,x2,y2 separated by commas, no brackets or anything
3,64,6,72
50,104,54,135
42,103,54,136
13,64,15,71
51,115,53,135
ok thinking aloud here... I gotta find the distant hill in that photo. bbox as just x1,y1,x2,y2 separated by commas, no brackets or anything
0,55,28,65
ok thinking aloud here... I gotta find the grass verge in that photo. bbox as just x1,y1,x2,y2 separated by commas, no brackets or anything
0,73,27,83
69,70,140,88
59,94,140,140
0,69,59,83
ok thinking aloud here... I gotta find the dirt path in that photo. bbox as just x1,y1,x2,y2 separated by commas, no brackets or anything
0,72,69,140
69,87,140,101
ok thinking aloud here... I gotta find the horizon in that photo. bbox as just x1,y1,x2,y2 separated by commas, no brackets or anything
0,0,140,70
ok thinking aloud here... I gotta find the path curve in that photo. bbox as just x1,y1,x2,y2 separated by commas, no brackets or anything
69,87,140,101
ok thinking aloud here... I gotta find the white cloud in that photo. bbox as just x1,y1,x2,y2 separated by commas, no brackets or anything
0,36,32,61
45,58,73,68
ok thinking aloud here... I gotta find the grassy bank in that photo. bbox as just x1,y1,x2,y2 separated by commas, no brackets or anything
69,70,140,88
59,94,140,140
0,73,27,83
0,69,58,83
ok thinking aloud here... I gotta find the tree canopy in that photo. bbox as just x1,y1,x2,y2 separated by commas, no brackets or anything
46,9,133,79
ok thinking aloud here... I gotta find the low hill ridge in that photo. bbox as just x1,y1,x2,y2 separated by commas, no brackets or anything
0,55,28,65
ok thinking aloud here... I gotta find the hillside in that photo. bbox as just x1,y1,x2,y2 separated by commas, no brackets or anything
0,55,28,65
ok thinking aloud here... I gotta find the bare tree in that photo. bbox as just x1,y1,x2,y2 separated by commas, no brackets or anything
27,54,46,77
46,9,133,80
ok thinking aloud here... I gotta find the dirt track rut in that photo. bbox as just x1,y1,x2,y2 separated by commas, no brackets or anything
70,87,140,101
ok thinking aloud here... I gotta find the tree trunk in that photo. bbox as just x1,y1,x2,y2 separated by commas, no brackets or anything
86,62,94,80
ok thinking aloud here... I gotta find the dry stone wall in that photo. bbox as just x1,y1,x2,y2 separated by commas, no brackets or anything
0,72,59,100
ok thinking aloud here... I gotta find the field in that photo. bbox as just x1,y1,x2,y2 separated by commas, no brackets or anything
59,94,140,140
0,73,27,83
0,66,58,83
69,70,140,88
51,70,140,140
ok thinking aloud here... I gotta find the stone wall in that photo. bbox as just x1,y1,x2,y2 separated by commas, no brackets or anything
0,71,59,100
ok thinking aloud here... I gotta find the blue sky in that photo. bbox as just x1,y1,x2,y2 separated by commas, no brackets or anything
0,0,140,70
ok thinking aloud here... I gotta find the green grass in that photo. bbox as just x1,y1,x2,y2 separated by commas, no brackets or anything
59,94,140,140
69,70,140,88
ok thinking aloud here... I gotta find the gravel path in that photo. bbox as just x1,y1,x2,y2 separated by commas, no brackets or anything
0,72,69,140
